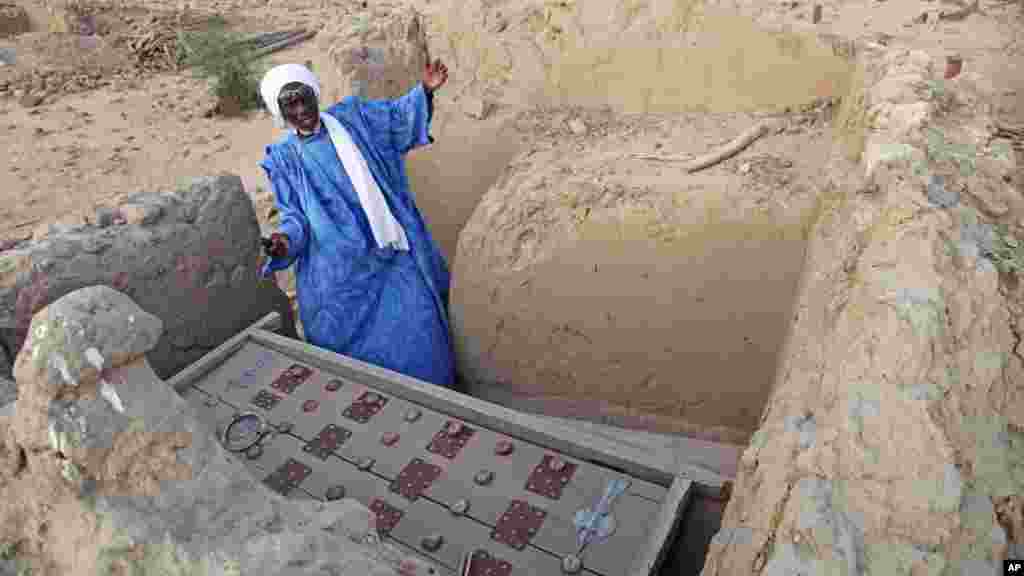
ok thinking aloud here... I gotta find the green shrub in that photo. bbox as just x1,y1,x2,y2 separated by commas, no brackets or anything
177,24,265,117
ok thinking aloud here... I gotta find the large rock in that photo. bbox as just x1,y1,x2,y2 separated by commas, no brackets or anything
451,106,832,444
0,285,435,575
700,48,1024,575
0,174,297,389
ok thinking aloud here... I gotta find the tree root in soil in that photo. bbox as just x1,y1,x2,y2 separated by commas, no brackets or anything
631,120,777,173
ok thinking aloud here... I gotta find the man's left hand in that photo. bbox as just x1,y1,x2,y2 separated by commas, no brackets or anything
423,59,448,93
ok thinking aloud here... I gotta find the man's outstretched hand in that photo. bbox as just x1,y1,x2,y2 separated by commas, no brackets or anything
264,232,289,259
423,59,448,93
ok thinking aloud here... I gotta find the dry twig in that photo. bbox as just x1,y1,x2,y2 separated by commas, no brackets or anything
631,121,776,173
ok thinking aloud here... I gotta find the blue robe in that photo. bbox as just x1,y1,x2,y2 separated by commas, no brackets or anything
260,83,454,387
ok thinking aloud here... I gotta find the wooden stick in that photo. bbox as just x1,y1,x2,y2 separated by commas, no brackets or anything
630,153,695,163
938,0,980,21
684,121,772,173
632,121,773,173
10,218,41,230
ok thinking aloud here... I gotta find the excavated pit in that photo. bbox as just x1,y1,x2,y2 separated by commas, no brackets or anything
421,17,854,445
390,8,858,572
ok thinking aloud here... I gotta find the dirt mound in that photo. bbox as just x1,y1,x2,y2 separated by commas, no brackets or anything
702,44,1024,575
451,103,837,443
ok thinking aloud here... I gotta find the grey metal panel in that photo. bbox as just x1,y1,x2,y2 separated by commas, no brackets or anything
248,431,408,517
391,497,578,576
193,342,288,406
629,477,693,576
182,323,694,576
528,498,584,562
184,389,241,441
571,460,668,504
243,426,302,473
623,477,667,504
579,493,661,576
249,329,677,486
168,311,282,396
422,430,535,525
263,369,355,441
288,438,395,506
335,394,450,481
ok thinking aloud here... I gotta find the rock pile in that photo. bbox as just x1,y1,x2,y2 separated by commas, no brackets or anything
0,67,114,107
0,6,227,107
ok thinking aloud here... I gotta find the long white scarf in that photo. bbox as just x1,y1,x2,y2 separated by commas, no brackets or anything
319,112,409,251
260,63,409,251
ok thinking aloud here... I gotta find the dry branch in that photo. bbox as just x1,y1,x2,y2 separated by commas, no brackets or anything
631,121,775,173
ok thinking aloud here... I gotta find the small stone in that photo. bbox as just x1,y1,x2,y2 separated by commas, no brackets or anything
446,421,464,436
549,457,567,472
495,440,515,456
473,470,494,486
567,118,587,136
561,555,582,574
403,409,421,422
325,485,346,501
450,499,470,516
302,400,319,413
20,92,44,108
420,534,444,552
325,379,343,392
381,432,400,446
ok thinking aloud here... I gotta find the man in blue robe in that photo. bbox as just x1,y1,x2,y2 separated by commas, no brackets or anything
258,60,454,387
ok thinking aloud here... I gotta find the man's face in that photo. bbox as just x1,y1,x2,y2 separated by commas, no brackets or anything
278,82,319,135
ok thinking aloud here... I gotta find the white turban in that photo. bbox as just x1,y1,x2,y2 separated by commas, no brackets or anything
260,63,321,129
